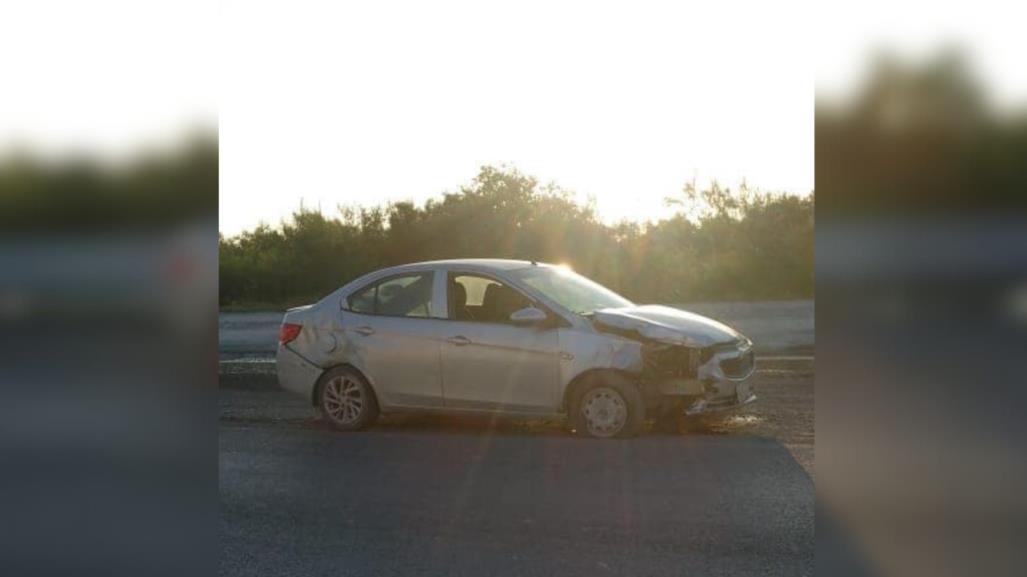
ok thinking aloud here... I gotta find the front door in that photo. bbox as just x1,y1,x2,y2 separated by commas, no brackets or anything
440,273,560,413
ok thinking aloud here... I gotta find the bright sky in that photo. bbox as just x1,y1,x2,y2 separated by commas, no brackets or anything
216,0,817,234
3,1,1023,236
0,1,217,158
217,0,816,235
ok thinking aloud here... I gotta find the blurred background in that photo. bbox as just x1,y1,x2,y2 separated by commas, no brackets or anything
0,1,216,575
3,0,1025,575
815,4,1027,576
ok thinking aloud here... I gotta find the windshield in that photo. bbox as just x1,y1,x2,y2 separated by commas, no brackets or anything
512,266,633,314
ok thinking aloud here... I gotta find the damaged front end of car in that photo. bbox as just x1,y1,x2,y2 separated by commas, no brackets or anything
588,305,757,418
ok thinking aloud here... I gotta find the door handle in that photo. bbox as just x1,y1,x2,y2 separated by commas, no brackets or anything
447,335,471,346
353,326,375,336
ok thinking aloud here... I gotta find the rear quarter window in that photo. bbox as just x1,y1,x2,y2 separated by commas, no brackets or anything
347,284,376,314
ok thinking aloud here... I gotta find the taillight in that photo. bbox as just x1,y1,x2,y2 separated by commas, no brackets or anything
279,323,302,344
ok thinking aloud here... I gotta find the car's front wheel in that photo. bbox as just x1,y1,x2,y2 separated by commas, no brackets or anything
317,367,379,431
570,374,645,438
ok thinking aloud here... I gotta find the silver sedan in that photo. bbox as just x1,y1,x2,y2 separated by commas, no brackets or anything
277,259,756,438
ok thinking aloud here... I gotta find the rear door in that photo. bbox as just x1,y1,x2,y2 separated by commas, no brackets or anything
341,270,447,408
439,272,560,413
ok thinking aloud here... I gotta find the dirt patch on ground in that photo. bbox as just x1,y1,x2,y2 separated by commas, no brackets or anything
696,369,814,477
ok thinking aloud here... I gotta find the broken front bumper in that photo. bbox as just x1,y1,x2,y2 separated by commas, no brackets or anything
684,341,758,416
685,381,758,416
644,338,758,417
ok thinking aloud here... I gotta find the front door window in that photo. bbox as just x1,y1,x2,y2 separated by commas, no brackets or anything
449,274,531,323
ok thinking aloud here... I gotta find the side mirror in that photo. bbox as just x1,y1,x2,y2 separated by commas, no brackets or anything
509,306,547,325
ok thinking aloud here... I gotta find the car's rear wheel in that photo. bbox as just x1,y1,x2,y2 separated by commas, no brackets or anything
570,375,645,438
318,367,379,430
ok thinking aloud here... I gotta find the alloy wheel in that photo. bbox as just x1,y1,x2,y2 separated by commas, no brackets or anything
323,376,364,425
580,386,628,438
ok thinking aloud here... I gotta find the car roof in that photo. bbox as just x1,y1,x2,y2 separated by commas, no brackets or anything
389,258,548,273
330,259,555,301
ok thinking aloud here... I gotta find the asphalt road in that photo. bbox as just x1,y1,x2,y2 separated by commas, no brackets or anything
220,423,814,576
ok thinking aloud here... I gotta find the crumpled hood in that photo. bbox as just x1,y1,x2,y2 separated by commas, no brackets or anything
590,305,744,347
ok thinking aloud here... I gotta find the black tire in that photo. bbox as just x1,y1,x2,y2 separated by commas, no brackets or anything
569,373,645,438
316,366,379,431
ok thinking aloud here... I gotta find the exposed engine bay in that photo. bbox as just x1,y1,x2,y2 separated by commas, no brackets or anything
587,305,757,416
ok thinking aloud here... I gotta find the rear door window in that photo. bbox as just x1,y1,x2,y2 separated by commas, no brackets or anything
346,272,434,318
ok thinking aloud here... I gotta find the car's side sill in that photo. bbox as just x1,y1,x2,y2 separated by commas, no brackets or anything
380,404,565,419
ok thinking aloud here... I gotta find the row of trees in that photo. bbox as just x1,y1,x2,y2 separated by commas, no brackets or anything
220,167,813,308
